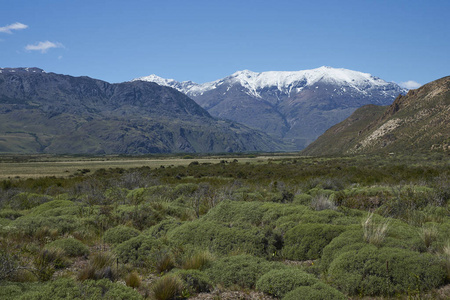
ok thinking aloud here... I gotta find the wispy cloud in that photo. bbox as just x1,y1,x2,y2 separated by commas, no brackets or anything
0,22,28,34
399,81,421,90
25,41,64,53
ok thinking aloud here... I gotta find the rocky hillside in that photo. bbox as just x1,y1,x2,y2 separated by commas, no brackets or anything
135,67,406,149
302,76,450,156
0,68,286,154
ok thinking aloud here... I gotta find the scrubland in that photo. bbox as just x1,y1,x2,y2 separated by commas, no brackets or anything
0,153,449,299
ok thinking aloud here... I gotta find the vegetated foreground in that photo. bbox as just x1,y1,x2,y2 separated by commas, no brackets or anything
1,153,449,299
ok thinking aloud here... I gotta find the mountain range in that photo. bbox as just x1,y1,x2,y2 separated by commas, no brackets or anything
0,68,284,154
134,67,407,149
302,76,450,156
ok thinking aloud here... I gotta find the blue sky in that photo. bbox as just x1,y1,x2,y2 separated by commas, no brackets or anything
1,0,449,88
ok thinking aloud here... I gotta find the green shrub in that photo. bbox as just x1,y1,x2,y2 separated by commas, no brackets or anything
320,229,366,271
293,193,312,205
26,200,75,216
328,245,446,296
9,193,53,210
112,204,163,231
103,225,140,245
0,209,23,220
282,224,346,260
256,268,319,298
202,200,265,225
114,234,149,265
171,183,199,199
283,282,347,300
173,269,212,294
18,278,142,299
0,282,43,299
12,215,80,236
206,254,285,289
151,274,184,300
114,233,169,268
46,238,89,257
167,220,275,257
144,218,183,239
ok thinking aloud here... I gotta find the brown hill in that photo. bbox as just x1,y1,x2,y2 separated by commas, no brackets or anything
302,76,450,156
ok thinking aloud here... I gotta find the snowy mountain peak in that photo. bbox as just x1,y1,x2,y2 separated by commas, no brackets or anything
228,67,387,91
133,74,199,94
133,67,406,98
134,74,179,86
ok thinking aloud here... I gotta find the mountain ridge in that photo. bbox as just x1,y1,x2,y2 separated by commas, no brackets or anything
0,68,286,154
134,67,407,149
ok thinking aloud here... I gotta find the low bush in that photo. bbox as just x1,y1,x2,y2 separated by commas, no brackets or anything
8,193,53,210
167,220,275,257
202,200,265,225
18,278,143,299
206,254,285,289
0,209,23,220
256,268,319,298
173,269,212,294
0,282,43,299
46,238,89,257
26,200,75,216
114,234,158,266
144,218,183,239
283,282,347,300
328,245,446,296
320,229,366,271
12,215,80,236
282,223,346,260
103,225,140,245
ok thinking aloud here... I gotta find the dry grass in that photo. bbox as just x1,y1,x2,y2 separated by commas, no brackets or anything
419,225,439,251
182,251,213,270
362,213,390,247
125,270,141,289
150,274,184,300
311,194,336,211
443,242,450,282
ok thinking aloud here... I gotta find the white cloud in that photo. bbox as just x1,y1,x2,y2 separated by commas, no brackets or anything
399,80,422,90
0,22,28,34
25,41,64,53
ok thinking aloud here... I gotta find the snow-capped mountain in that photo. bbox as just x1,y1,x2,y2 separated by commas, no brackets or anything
134,67,407,149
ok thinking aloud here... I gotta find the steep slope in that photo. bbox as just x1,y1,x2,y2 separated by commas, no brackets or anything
302,76,450,156
135,67,406,149
0,68,285,154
